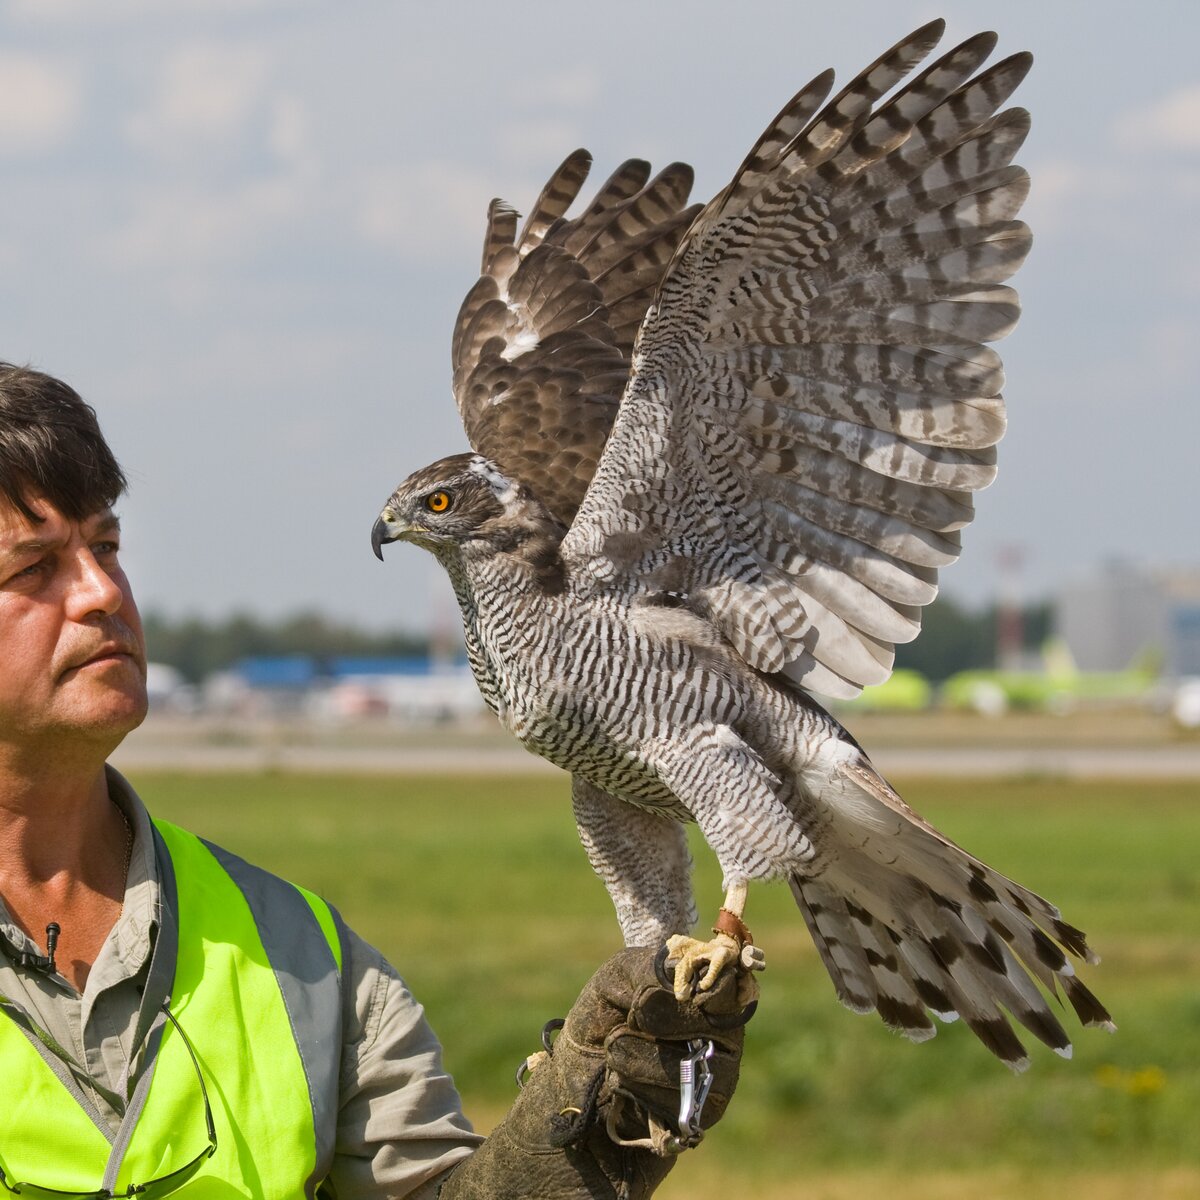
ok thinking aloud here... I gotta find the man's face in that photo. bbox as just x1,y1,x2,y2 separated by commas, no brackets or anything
0,496,147,752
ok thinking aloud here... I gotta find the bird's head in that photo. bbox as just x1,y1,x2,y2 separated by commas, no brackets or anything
372,453,525,560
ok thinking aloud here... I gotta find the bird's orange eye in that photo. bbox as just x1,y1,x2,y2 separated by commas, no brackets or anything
426,490,452,514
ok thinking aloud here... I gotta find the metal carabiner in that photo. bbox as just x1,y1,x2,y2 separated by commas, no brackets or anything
676,1037,716,1144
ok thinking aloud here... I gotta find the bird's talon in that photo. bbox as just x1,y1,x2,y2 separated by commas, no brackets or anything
663,932,742,1001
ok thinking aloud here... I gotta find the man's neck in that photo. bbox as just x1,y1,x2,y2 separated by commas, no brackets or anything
0,743,131,993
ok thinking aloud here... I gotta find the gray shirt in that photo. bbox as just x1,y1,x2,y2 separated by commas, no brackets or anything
0,768,483,1197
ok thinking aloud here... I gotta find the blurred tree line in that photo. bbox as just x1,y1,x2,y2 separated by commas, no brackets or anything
894,596,1052,680
141,610,428,683
145,597,1053,685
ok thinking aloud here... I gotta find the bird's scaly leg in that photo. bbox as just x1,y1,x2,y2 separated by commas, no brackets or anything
665,882,766,1006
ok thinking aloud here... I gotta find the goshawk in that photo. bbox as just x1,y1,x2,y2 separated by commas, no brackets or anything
373,20,1113,1069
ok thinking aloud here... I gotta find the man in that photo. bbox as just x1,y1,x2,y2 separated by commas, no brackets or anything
0,363,746,1198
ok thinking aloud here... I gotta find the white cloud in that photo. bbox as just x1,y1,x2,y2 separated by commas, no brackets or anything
1114,83,1200,153
267,92,316,175
351,150,619,260
509,67,601,111
125,41,271,160
353,160,500,259
495,118,587,169
182,324,375,396
1019,158,1130,234
1143,317,1198,383
8,0,296,22
0,51,81,154
97,174,309,277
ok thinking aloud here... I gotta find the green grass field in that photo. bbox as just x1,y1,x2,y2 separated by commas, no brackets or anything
128,768,1200,1198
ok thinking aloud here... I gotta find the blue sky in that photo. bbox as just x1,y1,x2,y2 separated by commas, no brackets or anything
1,0,1195,632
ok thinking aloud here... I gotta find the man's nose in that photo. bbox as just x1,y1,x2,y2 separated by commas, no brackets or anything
65,551,124,621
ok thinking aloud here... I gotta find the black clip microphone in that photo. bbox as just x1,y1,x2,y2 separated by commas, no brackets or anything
44,922,60,973
0,921,61,975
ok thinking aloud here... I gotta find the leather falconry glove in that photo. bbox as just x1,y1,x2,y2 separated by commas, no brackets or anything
438,945,750,1199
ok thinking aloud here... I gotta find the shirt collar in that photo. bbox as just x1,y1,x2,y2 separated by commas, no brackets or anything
103,765,161,966
0,767,162,983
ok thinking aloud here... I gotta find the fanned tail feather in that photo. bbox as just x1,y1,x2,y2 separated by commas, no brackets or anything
789,768,1114,1070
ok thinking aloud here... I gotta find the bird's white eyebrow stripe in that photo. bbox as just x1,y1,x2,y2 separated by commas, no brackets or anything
467,456,518,503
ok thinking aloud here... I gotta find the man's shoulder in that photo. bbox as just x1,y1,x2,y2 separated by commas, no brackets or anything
154,817,345,970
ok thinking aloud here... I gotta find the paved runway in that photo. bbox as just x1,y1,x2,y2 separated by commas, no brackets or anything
111,738,1200,779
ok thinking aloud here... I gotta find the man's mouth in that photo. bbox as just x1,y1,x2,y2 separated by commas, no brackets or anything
69,643,140,673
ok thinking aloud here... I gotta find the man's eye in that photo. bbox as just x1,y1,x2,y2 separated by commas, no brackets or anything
7,559,47,585
426,491,452,514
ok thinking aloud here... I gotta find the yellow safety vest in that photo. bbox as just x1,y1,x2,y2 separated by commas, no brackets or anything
0,820,344,1197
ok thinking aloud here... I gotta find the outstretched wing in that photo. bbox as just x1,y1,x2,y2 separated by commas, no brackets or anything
451,152,702,528
561,21,1032,698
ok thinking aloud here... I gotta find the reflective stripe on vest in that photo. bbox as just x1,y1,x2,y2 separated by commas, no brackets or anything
0,820,343,1197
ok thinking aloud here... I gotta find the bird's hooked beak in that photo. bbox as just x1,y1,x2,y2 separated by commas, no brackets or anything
371,507,405,560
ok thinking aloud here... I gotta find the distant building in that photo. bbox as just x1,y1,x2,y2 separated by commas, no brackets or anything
144,662,193,712
206,653,485,722
320,655,484,723
251,654,322,714
1058,564,1200,677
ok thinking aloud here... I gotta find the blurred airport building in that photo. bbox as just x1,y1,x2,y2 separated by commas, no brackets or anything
1057,563,1200,677
152,654,486,724
140,563,1200,726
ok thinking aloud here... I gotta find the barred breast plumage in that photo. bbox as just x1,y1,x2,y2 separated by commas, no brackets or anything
372,21,1113,1071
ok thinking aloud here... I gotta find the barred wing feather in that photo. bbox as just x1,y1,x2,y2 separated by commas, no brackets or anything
561,20,1033,698
451,152,701,528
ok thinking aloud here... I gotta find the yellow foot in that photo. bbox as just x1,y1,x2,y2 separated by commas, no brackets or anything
665,932,740,998
664,933,764,1007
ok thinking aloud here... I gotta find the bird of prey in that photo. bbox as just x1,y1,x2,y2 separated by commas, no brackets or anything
373,20,1113,1069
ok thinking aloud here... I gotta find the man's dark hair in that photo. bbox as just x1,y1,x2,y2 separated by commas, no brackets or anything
0,363,127,522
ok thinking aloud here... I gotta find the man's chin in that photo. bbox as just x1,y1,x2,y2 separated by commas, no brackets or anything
78,701,147,744
112,694,149,736
105,682,149,733
62,678,149,745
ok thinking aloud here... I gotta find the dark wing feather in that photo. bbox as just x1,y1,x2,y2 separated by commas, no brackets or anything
562,22,1033,698
451,152,701,527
